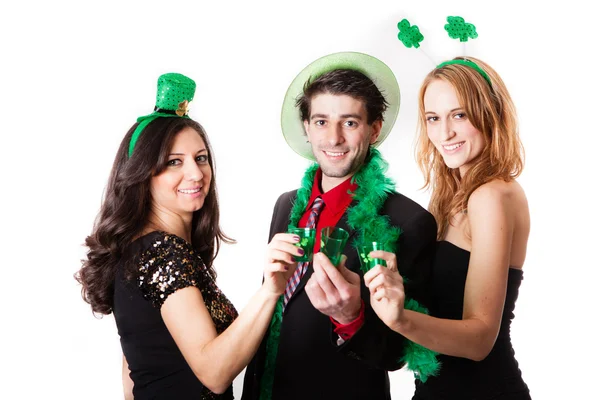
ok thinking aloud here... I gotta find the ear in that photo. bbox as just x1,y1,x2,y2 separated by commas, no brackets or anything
369,120,383,144
303,120,311,142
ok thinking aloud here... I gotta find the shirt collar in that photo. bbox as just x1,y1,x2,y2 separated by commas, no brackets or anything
306,168,359,215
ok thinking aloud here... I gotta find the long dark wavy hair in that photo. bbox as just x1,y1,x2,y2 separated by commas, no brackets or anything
75,117,233,315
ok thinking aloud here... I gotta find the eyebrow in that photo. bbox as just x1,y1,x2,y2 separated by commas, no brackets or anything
340,113,363,120
425,107,464,115
310,113,363,120
169,149,207,156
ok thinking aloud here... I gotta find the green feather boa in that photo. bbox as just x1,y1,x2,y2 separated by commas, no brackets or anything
259,149,439,400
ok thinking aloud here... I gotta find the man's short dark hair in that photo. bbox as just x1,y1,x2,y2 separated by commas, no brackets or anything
296,69,389,124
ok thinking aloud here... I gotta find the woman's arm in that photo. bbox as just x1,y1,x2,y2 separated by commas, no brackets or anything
366,183,516,361
122,354,133,400
161,232,300,394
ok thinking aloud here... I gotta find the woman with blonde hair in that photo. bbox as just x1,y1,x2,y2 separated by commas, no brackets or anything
363,57,531,399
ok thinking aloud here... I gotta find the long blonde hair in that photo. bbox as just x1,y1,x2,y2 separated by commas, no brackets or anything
416,57,524,239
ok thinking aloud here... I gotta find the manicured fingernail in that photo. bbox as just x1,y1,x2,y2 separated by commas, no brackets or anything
284,265,289,271
298,248,304,255
293,236,300,242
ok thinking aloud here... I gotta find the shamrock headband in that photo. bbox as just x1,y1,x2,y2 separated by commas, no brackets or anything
436,59,491,85
128,73,196,157
280,52,400,160
397,16,491,86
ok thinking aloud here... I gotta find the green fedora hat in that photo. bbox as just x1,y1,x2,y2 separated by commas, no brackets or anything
280,52,400,160
128,72,196,157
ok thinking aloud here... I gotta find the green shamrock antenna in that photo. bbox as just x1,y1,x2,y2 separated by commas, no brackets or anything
445,15,478,56
397,18,436,66
439,16,491,85
444,16,478,42
397,19,424,48
395,16,490,86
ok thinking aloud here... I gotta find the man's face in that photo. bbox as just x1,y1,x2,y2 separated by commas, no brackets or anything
303,93,382,184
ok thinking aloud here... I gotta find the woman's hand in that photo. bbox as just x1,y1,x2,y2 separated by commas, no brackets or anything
363,251,406,331
263,233,302,295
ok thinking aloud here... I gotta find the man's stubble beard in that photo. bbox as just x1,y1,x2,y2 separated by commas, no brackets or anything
316,145,370,179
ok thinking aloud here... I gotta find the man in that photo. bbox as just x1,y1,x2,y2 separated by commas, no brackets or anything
242,52,438,400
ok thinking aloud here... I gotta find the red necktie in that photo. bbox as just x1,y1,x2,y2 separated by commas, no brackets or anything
283,197,324,308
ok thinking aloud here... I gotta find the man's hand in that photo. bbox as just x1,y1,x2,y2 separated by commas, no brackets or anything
305,253,362,324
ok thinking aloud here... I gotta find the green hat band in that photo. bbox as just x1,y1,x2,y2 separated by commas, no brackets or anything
128,73,196,157
436,59,491,85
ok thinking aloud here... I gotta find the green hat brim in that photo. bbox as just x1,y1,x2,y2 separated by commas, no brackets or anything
280,52,400,160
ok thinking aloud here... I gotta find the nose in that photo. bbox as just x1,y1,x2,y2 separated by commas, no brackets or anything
184,159,203,182
324,123,344,147
440,119,456,142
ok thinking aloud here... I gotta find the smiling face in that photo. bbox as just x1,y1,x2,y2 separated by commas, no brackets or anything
424,79,485,177
150,127,212,220
303,93,381,191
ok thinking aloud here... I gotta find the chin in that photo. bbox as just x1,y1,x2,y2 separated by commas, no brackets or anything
184,200,205,213
321,166,353,178
193,201,206,212
441,157,465,170
320,159,354,177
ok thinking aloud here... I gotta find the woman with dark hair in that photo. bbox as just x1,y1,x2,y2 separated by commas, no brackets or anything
362,57,531,399
75,73,300,399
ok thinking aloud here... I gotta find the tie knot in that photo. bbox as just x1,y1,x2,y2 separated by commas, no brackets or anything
311,197,324,212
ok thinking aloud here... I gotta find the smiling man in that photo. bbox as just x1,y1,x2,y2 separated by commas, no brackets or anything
301,79,379,192
242,52,439,400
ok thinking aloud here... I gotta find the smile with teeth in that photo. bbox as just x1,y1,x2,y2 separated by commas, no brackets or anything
443,142,465,151
178,188,201,194
324,151,348,157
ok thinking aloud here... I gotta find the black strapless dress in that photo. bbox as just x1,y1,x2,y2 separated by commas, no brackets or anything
413,241,530,400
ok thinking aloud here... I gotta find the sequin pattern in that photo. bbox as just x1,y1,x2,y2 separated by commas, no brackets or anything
155,73,195,111
138,233,238,335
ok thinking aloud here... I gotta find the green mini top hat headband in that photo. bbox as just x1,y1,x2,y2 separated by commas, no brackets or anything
397,16,491,85
280,52,400,160
128,73,196,157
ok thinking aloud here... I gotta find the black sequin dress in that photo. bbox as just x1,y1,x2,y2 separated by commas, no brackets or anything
413,241,530,400
113,231,238,400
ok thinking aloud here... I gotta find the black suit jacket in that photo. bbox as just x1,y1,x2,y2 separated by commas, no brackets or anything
242,189,437,400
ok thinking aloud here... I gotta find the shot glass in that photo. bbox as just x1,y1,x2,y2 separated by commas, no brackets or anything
288,227,316,262
357,241,387,274
320,227,350,266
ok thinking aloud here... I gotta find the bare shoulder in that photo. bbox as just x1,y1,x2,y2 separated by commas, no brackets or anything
468,179,527,213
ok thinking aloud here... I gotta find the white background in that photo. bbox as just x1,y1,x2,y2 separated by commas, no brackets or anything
2,1,598,399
